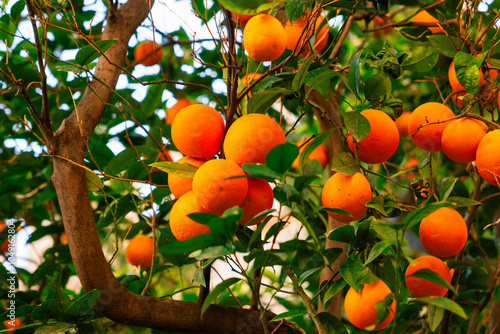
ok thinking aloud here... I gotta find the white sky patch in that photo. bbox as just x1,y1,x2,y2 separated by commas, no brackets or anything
108,120,135,135
106,137,126,155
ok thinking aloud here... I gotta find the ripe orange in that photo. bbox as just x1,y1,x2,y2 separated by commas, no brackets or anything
407,102,455,152
243,14,287,62
125,234,154,269
371,15,393,37
284,15,329,58
413,10,444,34
347,109,399,164
171,104,225,159
165,98,193,125
321,172,372,222
223,113,286,165
168,156,207,198
476,129,500,186
240,72,262,98
405,255,452,298
4,318,20,333
291,139,328,169
170,191,211,241
231,12,255,27
344,280,396,331
419,207,468,257
441,117,488,163
192,159,248,215
395,111,412,137
134,41,162,66
60,232,68,245
239,178,274,225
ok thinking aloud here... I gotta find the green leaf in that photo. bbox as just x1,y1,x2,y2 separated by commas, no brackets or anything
105,146,156,175
439,178,458,202
10,0,26,19
364,73,388,100
285,0,306,24
344,111,370,141
271,309,308,321
266,142,299,174
292,56,314,91
365,240,391,265
86,170,104,191
34,322,75,334
191,245,233,261
401,46,439,72
453,52,473,86
317,312,349,334
75,39,117,66
407,268,456,293
159,234,221,254
331,152,360,175
247,88,292,114
374,294,394,327
201,277,242,317
348,50,362,101
414,297,467,319
427,35,460,58
66,289,100,319
0,305,36,321
445,196,482,208
322,279,347,310
339,259,377,293
241,163,282,181
319,206,352,217
150,161,199,177
428,303,445,332
328,224,355,243
217,0,277,14
464,65,481,94
305,69,337,100
298,130,333,173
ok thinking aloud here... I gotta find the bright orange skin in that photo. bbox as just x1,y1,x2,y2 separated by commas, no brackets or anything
477,130,500,186
168,156,207,199
372,15,393,37
408,102,455,152
134,41,162,66
321,172,371,222
60,232,68,245
405,255,452,298
170,190,211,241
441,118,488,163
419,207,468,257
171,104,225,159
347,109,399,164
395,111,412,137
240,72,262,98
4,318,20,333
223,113,286,165
291,139,328,169
344,280,396,331
192,159,248,215
0,222,21,253
413,10,444,34
231,12,255,27
239,178,274,225
284,16,329,58
243,14,287,62
165,98,193,125
125,234,154,269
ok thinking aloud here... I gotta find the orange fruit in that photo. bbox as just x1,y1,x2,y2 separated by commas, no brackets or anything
347,109,399,164
4,318,20,333
165,98,193,125
240,72,262,98
171,104,225,159
395,111,412,137
405,255,452,298
134,41,162,66
371,15,393,37
344,280,396,331
291,139,328,169
125,234,154,269
284,15,329,58
60,232,68,245
231,12,255,27
419,207,468,257
476,129,500,186
239,178,274,225
407,102,455,152
321,172,372,222
168,156,207,198
192,159,248,215
243,14,287,62
413,10,444,34
223,113,286,165
441,117,488,163
170,191,211,241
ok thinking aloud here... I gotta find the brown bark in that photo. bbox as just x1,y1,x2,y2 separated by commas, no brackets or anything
49,1,300,333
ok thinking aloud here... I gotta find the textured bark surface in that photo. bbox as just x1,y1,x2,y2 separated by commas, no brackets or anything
49,1,301,333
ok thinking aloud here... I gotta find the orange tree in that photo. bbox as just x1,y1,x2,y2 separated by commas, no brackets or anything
1,0,500,333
